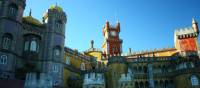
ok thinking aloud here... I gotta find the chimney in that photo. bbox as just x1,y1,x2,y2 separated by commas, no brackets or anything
129,48,132,54
90,40,94,48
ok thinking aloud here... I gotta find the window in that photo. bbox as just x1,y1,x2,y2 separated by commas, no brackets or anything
66,57,70,65
81,62,85,70
8,3,18,18
0,55,8,64
191,75,199,86
30,40,37,51
56,20,63,31
2,34,12,50
54,48,60,56
24,41,29,51
53,65,59,72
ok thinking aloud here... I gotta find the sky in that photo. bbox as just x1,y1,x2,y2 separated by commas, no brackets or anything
24,0,200,53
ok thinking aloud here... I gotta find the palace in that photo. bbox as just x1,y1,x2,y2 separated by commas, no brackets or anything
0,0,200,88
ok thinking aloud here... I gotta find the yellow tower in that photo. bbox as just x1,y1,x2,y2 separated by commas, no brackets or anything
105,56,127,88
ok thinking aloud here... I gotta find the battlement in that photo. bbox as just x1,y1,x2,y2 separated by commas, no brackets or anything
83,72,105,85
175,27,195,35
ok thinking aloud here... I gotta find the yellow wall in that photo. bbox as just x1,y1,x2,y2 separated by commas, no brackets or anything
106,63,127,88
85,51,108,66
64,52,92,70
63,51,94,88
87,51,102,61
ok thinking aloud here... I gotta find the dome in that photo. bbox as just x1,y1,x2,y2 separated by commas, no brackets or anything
22,16,42,26
49,5,63,12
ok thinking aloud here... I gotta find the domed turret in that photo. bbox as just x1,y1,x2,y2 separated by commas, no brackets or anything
49,5,63,12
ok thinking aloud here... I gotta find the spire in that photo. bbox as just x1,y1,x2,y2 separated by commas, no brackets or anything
116,20,120,32
29,9,32,16
117,20,120,26
192,17,199,34
192,17,197,24
105,20,109,29
129,48,132,54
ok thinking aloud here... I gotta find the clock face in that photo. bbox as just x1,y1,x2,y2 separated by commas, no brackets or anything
111,31,117,36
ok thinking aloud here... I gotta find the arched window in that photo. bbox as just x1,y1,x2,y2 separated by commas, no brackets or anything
24,41,29,51
2,34,12,50
30,40,37,51
66,57,70,65
8,3,18,18
81,62,85,70
0,55,8,64
191,75,199,86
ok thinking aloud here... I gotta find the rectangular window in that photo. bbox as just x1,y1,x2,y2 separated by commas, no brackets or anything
53,65,58,72
0,55,8,64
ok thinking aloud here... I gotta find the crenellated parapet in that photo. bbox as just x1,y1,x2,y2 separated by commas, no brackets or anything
174,18,199,57
83,70,105,88
118,68,133,88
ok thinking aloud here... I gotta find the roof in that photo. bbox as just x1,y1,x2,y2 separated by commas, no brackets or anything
125,47,177,58
84,48,102,53
22,16,42,26
49,5,63,12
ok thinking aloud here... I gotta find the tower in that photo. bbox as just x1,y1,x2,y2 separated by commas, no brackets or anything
42,5,67,87
102,21,122,56
174,18,199,56
0,0,26,79
0,0,26,22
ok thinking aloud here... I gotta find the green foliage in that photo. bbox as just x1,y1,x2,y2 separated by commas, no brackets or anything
22,16,42,26
50,5,63,12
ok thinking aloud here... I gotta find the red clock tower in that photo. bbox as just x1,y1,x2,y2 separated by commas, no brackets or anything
102,20,123,56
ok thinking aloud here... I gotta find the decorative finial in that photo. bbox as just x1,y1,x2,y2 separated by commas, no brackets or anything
29,9,32,16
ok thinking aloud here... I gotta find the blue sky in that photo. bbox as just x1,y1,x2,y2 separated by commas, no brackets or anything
24,0,200,53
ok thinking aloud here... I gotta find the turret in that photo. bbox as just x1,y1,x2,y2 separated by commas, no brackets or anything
102,20,123,56
42,4,67,87
106,20,110,29
0,0,26,22
106,56,127,88
43,5,67,35
116,20,120,32
192,18,199,34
